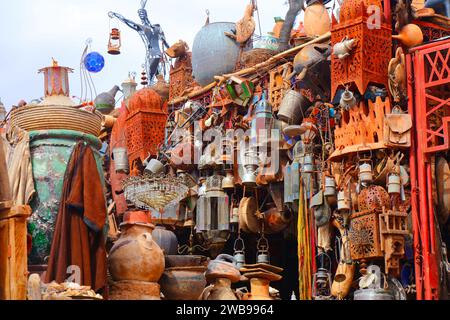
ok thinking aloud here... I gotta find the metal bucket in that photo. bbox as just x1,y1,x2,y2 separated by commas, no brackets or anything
112,147,129,173
278,90,305,124
192,22,244,86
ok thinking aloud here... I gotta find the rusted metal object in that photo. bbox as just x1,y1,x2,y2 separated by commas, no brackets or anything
348,210,383,260
357,185,390,212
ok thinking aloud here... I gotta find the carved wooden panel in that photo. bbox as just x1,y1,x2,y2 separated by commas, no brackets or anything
330,97,391,160
269,63,293,112
348,210,383,261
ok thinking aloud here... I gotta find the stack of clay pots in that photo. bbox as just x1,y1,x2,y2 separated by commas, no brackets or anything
108,211,165,300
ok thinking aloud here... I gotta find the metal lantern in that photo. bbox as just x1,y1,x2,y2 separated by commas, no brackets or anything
302,153,315,173
251,92,273,147
196,175,230,234
233,237,246,270
256,235,270,264
387,172,402,195
312,253,333,300
358,160,373,183
108,28,122,55
242,148,259,186
222,170,235,190
337,189,351,211
112,147,129,173
324,175,336,196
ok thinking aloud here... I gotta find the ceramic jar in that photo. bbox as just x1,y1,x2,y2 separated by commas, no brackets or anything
200,278,239,300
152,225,179,255
244,278,273,300
108,219,165,282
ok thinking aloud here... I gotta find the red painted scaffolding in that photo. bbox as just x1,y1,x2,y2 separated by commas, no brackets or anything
407,37,450,300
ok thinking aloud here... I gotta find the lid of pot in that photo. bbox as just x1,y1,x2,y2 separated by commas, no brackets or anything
121,210,154,227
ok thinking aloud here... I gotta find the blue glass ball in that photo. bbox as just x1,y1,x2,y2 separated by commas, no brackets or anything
84,52,105,73
329,107,336,118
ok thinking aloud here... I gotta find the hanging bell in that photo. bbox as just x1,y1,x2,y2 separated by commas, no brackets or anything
324,175,336,197
387,172,401,195
108,28,121,55
358,161,373,183
337,189,351,211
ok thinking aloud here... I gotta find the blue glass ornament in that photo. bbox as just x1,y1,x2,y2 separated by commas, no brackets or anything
329,107,336,118
84,52,105,73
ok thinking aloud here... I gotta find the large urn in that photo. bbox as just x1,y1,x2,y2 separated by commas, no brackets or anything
108,211,165,282
191,22,243,86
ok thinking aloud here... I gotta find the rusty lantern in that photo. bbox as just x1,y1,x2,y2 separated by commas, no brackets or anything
108,28,121,55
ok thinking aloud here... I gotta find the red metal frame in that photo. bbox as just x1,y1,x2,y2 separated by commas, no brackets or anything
408,38,450,300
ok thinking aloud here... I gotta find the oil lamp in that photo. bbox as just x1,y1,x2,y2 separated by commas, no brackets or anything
108,28,122,55
256,234,270,264
312,253,333,300
233,236,246,270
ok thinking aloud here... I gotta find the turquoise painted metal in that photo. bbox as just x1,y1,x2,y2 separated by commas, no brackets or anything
27,129,105,265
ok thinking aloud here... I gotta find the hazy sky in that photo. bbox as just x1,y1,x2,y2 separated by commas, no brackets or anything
0,0,305,109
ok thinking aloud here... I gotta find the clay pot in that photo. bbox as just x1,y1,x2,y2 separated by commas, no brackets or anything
152,226,178,255
109,280,161,300
392,24,424,48
160,255,209,300
303,3,331,37
160,266,207,300
200,278,239,300
108,222,165,282
244,278,273,300
152,75,170,102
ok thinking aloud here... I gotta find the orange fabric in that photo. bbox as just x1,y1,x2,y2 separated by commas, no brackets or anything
45,142,107,292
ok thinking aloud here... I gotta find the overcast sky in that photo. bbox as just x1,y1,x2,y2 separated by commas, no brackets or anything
0,0,312,110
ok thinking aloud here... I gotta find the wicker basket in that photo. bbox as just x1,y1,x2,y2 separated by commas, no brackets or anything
10,105,103,136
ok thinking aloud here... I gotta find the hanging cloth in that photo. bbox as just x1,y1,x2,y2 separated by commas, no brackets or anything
45,142,107,292
1,126,35,206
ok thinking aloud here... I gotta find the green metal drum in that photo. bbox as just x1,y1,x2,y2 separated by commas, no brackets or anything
27,129,104,265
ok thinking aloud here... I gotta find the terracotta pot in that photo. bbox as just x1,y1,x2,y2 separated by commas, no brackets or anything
108,223,165,282
160,266,207,300
200,278,239,300
159,255,209,300
244,278,273,300
303,3,331,37
109,280,161,300
392,24,424,48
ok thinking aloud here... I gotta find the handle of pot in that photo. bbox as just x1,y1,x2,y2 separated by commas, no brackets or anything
140,232,154,250
215,254,237,265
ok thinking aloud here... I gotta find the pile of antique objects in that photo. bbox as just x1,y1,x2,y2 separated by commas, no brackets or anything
1,0,450,300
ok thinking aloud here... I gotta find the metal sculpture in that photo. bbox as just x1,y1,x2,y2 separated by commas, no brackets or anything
109,0,170,83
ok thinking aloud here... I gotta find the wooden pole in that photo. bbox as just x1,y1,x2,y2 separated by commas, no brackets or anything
168,32,332,106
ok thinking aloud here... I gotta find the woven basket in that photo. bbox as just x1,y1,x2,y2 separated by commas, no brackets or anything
10,105,103,136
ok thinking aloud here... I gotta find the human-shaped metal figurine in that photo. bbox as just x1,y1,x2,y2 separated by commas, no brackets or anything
109,0,169,83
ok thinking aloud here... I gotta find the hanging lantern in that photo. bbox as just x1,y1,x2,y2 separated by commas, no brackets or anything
233,237,246,270
358,161,373,184
301,153,315,173
312,253,333,300
84,51,105,73
256,235,270,264
337,189,351,211
196,175,230,244
324,175,336,197
111,147,129,173
387,172,402,195
242,147,259,186
251,91,273,148
222,170,235,190
108,28,122,55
